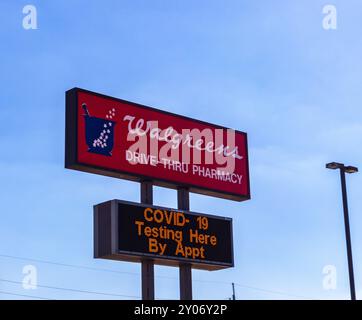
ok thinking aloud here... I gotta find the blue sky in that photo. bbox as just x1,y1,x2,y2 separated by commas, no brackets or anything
0,0,362,300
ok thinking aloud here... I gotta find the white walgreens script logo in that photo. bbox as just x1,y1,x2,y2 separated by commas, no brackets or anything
123,115,244,184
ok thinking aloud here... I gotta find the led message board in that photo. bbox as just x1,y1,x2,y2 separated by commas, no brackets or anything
65,88,250,201
94,200,233,270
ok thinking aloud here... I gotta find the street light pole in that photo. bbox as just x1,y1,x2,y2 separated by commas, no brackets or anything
326,162,358,301
338,168,356,301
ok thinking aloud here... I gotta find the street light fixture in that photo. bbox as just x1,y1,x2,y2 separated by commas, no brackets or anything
326,162,359,174
326,162,358,300
345,166,359,174
326,162,343,170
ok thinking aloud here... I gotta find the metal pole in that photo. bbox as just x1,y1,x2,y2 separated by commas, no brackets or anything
177,187,192,300
232,282,236,300
339,168,356,300
140,181,155,300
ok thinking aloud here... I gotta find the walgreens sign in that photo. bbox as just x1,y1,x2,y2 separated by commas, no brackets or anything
65,88,250,201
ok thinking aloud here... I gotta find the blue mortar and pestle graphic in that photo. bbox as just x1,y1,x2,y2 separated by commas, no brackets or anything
82,103,116,156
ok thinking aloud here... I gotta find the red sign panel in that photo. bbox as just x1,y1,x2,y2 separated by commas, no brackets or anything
65,88,250,201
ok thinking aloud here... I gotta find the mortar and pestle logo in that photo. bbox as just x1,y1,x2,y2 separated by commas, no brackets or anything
82,103,116,156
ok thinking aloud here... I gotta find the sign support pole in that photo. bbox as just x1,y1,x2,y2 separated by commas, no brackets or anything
140,181,155,300
177,187,193,300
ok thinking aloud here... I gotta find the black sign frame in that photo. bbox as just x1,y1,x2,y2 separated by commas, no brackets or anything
94,199,234,271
